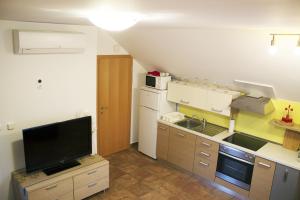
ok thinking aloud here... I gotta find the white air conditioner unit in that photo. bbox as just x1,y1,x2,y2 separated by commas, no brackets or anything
13,30,86,54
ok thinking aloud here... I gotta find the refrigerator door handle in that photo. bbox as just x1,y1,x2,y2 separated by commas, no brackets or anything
283,169,289,182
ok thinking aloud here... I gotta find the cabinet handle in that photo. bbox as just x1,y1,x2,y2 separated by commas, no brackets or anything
176,132,185,137
199,161,209,167
180,99,190,104
258,162,271,168
159,127,167,131
88,183,97,188
284,169,289,182
200,152,210,157
211,108,223,113
88,170,97,175
45,184,57,190
201,142,211,147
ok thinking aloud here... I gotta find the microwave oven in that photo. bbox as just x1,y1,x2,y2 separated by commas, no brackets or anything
145,75,171,90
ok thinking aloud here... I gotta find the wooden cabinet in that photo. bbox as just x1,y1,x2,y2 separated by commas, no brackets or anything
193,136,219,181
167,127,196,171
167,81,207,109
156,123,170,160
12,155,109,200
27,178,73,200
249,157,276,200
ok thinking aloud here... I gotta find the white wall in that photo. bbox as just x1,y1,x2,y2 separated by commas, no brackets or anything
0,21,146,200
0,20,98,200
111,27,300,102
97,30,146,143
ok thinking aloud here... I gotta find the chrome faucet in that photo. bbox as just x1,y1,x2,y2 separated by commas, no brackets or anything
192,115,207,129
202,118,207,129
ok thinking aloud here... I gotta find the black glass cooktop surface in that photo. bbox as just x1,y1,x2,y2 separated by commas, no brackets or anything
223,132,268,151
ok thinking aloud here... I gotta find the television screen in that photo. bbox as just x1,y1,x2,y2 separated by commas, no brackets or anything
23,116,92,173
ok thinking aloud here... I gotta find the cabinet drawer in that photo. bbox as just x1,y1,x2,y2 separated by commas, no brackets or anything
28,178,73,200
167,128,196,171
193,156,217,181
194,147,218,162
74,178,109,200
196,137,219,153
74,165,109,189
249,157,275,200
156,123,170,160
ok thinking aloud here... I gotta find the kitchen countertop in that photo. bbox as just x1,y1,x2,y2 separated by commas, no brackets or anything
158,119,300,171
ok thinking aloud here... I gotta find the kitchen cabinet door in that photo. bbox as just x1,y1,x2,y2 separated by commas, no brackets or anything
156,123,170,160
167,127,196,172
249,157,276,200
167,81,207,109
206,89,233,116
270,164,300,200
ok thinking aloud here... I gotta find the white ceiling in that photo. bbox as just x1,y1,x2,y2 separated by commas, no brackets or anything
1,0,300,101
1,0,300,29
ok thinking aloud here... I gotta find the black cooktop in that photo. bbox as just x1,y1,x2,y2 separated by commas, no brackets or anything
223,132,268,151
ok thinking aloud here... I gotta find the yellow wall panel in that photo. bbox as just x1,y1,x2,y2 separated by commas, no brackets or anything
179,99,300,144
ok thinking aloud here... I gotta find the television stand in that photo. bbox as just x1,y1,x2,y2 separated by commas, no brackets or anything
12,155,109,200
43,160,80,175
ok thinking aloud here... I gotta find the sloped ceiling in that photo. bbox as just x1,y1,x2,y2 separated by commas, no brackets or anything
110,28,300,101
1,0,300,101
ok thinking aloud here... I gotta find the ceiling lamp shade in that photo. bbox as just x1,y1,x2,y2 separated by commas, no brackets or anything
88,9,141,31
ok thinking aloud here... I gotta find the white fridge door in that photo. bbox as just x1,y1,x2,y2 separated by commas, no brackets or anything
139,89,159,110
138,106,159,159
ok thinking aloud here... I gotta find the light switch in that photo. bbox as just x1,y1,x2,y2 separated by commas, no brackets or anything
7,122,15,130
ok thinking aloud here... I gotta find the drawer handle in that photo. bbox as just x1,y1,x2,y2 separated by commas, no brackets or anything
88,183,97,188
258,162,271,168
45,184,57,190
200,152,210,157
201,142,211,147
199,161,209,167
211,108,223,113
159,127,167,131
180,99,190,104
176,132,185,137
87,170,97,175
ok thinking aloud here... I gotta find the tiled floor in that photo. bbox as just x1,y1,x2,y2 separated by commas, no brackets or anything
88,146,243,200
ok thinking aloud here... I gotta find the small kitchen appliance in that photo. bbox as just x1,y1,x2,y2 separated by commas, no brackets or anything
145,73,171,90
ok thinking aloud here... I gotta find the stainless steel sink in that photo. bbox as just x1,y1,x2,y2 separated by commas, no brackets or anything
175,118,202,129
175,118,226,137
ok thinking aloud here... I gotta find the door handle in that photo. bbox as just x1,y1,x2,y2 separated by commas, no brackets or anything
200,152,210,157
201,142,211,147
283,169,289,182
257,162,271,168
100,106,108,110
180,99,190,104
199,161,209,167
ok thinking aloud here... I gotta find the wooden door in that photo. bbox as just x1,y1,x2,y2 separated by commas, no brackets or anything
97,55,132,156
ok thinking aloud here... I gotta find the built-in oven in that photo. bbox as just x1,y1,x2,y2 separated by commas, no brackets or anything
216,144,255,191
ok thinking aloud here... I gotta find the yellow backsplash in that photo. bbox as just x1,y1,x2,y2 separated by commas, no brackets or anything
179,99,300,144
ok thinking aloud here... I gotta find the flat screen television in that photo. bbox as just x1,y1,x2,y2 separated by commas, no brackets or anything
23,116,92,175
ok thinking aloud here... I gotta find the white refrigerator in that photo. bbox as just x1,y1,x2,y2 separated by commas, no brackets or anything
138,87,176,159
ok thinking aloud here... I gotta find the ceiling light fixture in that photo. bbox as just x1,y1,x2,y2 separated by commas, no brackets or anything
269,34,278,55
87,8,141,31
269,33,300,55
295,36,300,55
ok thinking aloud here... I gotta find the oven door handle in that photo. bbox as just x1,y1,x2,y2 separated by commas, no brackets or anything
219,151,254,165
